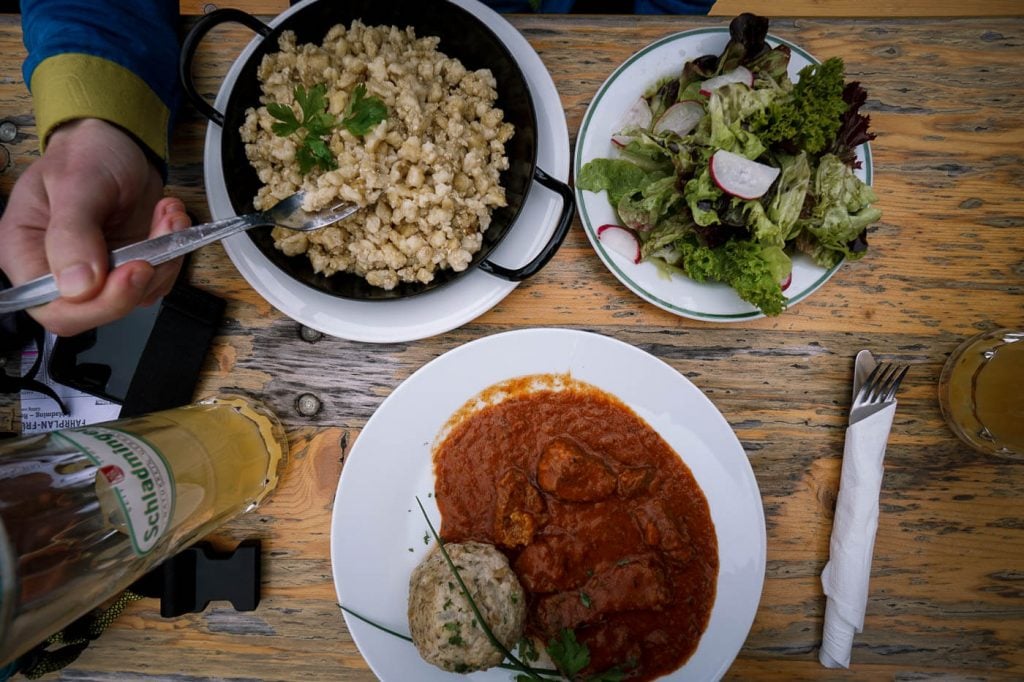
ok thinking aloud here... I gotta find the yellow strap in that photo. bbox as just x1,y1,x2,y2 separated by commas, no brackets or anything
20,591,144,679
30,54,171,162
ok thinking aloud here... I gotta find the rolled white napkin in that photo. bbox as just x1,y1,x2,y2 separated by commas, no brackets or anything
819,402,897,669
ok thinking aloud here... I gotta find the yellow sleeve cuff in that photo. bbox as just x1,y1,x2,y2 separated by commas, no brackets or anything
30,53,171,163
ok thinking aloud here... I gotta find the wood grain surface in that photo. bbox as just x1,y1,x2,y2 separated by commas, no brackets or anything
1,10,1023,682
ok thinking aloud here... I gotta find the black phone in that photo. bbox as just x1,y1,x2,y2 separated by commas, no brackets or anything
49,282,225,416
49,303,161,404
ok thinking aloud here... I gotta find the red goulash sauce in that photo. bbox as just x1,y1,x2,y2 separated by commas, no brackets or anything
434,374,718,680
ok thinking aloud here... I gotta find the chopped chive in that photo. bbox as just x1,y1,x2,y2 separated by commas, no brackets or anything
338,604,413,642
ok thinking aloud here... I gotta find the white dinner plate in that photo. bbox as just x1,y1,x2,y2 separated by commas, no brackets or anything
574,29,873,322
204,0,570,343
331,328,766,681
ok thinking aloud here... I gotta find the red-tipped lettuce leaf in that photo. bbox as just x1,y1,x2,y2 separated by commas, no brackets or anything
831,81,876,168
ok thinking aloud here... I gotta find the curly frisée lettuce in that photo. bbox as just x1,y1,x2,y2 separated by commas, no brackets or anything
652,236,791,316
578,12,880,316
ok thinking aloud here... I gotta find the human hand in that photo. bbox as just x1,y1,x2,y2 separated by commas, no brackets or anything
0,118,191,336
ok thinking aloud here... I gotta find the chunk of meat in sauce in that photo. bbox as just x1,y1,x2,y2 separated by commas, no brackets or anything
493,468,545,548
514,532,587,593
532,556,671,633
631,499,693,564
616,466,654,498
537,439,616,502
575,621,644,678
515,512,648,593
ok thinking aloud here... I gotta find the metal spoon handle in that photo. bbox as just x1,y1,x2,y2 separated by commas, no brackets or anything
0,213,267,314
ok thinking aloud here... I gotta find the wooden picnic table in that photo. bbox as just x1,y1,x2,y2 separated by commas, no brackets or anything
0,3,1022,680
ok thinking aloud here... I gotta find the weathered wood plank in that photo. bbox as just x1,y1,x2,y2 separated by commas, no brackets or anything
1,13,1022,682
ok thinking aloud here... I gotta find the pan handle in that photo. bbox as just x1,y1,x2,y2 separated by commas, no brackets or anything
179,8,273,127
478,167,575,282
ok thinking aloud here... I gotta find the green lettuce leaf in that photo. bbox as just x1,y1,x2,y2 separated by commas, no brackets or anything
759,244,792,284
814,153,878,215
793,153,881,267
757,57,847,154
678,80,705,103
715,82,779,129
742,200,783,245
670,234,788,315
768,151,812,240
577,158,669,207
683,169,722,227
645,75,681,123
640,215,694,259
617,175,681,231
701,86,769,160
746,44,794,86
619,133,675,173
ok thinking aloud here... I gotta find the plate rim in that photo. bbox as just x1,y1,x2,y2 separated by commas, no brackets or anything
573,27,874,322
330,327,767,681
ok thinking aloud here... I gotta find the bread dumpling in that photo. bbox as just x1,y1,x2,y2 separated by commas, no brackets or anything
408,541,526,673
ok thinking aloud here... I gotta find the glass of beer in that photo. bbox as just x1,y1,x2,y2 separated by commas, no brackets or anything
938,329,1024,459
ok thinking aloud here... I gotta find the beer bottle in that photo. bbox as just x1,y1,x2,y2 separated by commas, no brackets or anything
0,394,287,665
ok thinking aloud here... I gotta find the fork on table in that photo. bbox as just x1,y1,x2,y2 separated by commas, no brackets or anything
849,361,910,425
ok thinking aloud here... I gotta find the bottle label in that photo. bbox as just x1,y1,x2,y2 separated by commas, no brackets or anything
55,426,176,555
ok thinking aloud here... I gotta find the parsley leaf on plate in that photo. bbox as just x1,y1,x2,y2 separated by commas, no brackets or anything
268,83,339,174
268,82,388,175
267,101,300,137
342,83,388,136
547,628,589,678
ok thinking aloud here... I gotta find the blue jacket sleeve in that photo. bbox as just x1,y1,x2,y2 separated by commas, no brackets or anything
20,0,181,164
21,0,181,117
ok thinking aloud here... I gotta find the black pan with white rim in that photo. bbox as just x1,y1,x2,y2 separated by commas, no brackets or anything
180,0,573,300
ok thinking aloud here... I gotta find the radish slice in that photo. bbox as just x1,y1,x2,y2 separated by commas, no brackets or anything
698,66,754,96
597,225,641,264
709,150,780,200
652,101,704,137
780,272,792,291
615,97,653,133
611,134,632,148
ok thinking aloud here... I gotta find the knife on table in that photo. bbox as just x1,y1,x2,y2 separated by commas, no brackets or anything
849,349,887,425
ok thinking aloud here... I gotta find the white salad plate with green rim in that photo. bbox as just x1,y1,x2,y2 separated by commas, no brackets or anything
574,28,873,322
